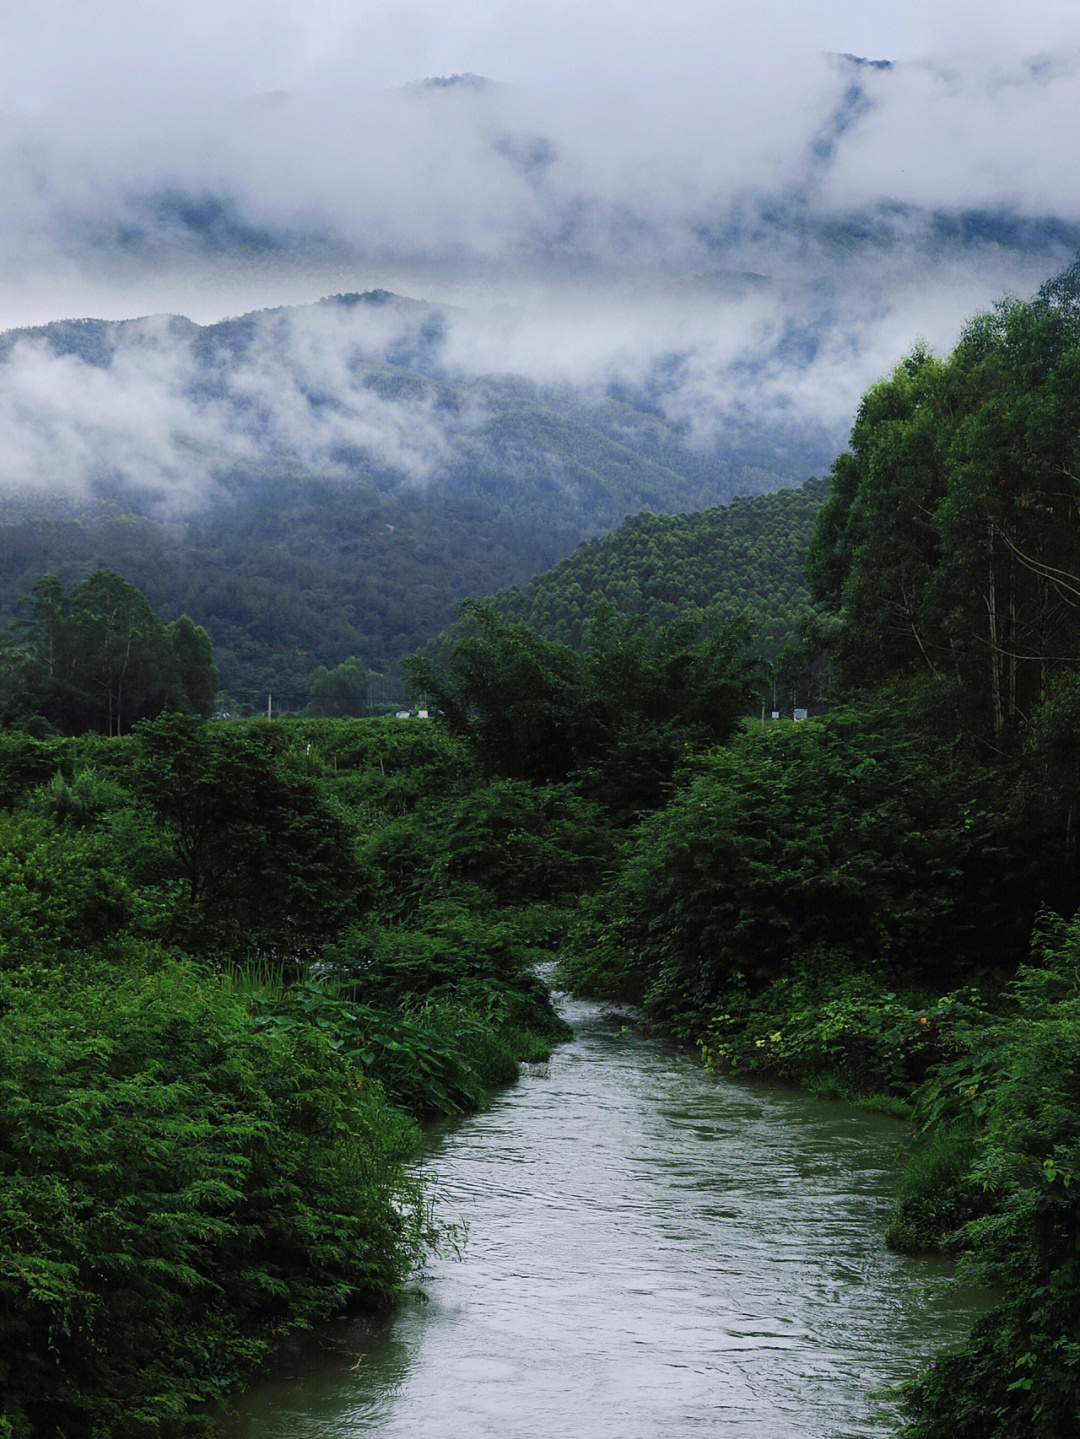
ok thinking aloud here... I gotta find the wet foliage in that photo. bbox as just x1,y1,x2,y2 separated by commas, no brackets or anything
0,715,573,1437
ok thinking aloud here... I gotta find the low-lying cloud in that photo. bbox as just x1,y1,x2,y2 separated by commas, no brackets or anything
0,248,1056,516
0,302,483,508
2,1,1079,512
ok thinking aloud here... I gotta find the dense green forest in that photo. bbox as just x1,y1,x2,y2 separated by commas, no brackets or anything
491,477,827,652
0,477,579,705
0,571,218,735
7,261,1080,1438
402,479,830,720
0,566,376,729
0,470,827,712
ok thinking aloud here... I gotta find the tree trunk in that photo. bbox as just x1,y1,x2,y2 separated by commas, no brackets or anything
988,525,1005,739
1008,562,1017,725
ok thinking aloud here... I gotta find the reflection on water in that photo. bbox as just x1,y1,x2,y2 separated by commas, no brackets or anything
225,995,986,1439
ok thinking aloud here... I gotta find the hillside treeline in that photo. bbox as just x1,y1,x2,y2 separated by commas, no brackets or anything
0,571,217,735
0,291,828,705
0,476,579,705
492,477,827,654
0,471,800,709
0,568,377,729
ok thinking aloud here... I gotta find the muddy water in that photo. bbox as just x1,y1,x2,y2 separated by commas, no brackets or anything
226,994,984,1438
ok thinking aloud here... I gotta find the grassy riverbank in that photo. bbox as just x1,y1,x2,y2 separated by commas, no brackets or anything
0,716,571,1439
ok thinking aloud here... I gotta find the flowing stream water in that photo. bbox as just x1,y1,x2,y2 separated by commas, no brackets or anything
226,994,986,1438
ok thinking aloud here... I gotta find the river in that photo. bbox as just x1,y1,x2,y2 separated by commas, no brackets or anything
225,993,985,1438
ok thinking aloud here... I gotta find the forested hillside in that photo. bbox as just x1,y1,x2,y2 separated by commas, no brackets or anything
0,476,579,704
0,473,828,709
492,478,827,651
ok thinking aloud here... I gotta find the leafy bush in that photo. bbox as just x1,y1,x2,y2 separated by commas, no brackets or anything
696,972,987,1097
327,901,568,1041
420,999,521,1093
571,708,1015,1037
131,715,365,962
899,917,1080,1437
886,1123,983,1253
440,778,607,906
0,961,426,1439
0,813,134,969
0,729,67,807
31,765,130,827
285,717,474,811
246,975,552,1118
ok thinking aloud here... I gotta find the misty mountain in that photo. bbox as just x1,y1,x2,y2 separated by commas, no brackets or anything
0,289,841,700
0,288,838,519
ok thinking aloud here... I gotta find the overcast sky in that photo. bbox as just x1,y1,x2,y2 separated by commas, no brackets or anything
2,0,1079,327
2,1,1079,505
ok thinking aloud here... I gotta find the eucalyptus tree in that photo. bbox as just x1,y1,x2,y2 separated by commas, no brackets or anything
808,263,1080,749
2,570,217,733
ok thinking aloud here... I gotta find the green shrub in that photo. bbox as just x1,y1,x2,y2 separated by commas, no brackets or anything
327,904,568,1041
0,729,67,808
420,1000,520,1092
696,972,986,1099
0,961,425,1439
899,921,1080,1437
246,974,561,1119
575,710,1015,1037
31,765,130,828
886,1123,982,1253
0,813,134,969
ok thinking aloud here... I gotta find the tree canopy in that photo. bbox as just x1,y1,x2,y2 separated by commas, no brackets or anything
808,269,1080,747
491,479,828,661
404,597,754,814
1,570,217,734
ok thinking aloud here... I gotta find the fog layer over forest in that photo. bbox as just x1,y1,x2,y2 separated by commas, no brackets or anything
4,2,1080,515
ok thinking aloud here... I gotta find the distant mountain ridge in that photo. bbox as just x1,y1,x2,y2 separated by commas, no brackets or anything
0,289,835,523
0,289,842,699
6,233,1072,703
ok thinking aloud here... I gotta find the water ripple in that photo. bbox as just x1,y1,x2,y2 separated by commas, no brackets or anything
226,995,987,1439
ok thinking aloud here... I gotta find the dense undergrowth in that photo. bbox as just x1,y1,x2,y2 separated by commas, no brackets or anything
555,715,1080,1435
0,716,571,1438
